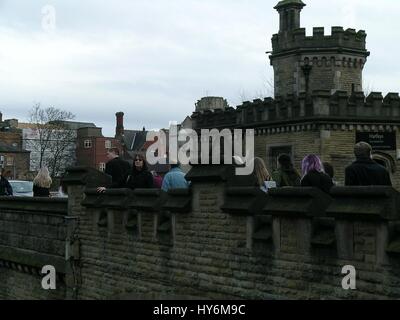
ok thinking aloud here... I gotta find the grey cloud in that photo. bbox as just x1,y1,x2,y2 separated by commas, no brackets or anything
0,0,399,135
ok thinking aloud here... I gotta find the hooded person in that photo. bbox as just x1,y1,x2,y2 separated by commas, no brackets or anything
271,154,301,187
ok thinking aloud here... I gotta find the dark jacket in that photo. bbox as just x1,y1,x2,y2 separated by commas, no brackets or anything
272,167,301,187
301,170,334,193
105,157,131,188
345,158,392,186
33,185,50,197
0,177,13,196
126,169,154,190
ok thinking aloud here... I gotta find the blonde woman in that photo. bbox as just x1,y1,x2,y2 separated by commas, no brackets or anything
33,167,52,197
253,157,276,192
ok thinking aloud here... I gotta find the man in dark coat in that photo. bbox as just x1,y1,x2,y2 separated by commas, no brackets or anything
0,168,13,196
345,142,392,186
97,148,131,193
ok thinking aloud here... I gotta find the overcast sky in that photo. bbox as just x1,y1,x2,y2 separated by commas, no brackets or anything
1,0,399,137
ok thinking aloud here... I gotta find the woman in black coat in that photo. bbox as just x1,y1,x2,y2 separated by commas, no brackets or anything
301,155,333,193
126,154,153,190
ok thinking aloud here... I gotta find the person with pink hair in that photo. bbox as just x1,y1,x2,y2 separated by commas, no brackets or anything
300,155,333,193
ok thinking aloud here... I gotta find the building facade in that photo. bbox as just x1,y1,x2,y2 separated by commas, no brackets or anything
76,126,122,172
19,121,97,176
191,0,400,190
0,113,30,180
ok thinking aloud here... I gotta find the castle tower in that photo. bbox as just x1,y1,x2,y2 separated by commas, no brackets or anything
270,0,370,97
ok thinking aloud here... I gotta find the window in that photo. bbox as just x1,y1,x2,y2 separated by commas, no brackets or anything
105,140,112,149
99,162,106,172
0,156,4,168
84,140,92,148
6,156,13,166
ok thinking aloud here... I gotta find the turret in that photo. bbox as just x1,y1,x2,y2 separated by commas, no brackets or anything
269,1,370,97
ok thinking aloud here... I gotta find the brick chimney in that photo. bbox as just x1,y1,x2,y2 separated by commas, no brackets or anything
115,112,124,137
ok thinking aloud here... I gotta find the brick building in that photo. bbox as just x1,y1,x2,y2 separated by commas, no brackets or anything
76,126,122,172
0,113,30,180
190,0,400,190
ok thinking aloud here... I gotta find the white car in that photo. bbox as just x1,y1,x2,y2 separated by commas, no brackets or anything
9,180,34,197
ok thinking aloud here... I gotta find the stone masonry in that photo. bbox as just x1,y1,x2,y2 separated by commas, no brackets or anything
2,166,400,300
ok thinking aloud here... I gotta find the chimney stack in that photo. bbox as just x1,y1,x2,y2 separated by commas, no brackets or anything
0,112,2,122
115,112,124,137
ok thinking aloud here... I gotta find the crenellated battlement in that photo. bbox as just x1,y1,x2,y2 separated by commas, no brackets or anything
272,26,368,55
192,91,400,130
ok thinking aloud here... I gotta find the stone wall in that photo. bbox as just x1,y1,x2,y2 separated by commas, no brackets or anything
63,167,400,299
3,166,400,300
0,197,69,299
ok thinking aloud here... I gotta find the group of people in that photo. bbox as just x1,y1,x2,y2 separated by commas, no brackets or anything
96,148,190,193
0,167,53,197
0,141,393,197
252,141,392,194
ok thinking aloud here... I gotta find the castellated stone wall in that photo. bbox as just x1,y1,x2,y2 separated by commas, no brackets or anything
192,91,400,130
2,166,400,300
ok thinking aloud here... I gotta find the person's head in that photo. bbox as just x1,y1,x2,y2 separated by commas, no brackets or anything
301,154,324,177
253,157,270,187
133,154,148,171
323,162,334,179
4,170,11,179
106,148,120,160
33,167,52,188
354,141,372,159
277,154,293,170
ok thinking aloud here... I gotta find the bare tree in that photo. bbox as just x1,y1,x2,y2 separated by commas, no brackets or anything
238,74,275,103
363,79,375,97
28,104,76,177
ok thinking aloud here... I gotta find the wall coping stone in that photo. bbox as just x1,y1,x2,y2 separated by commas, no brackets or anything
263,187,332,217
326,186,400,220
0,196,67,215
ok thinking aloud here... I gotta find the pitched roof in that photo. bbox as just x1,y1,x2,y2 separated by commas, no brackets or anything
122,130,148,151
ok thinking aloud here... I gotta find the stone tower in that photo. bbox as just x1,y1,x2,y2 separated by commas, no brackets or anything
269,0,370,97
